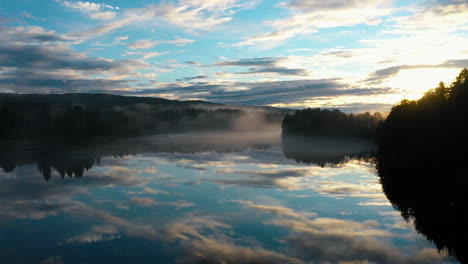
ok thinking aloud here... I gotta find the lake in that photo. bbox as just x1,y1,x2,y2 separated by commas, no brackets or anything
0,132,459,263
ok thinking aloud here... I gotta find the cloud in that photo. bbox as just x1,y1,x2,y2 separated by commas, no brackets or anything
59,1,119,12
275,217,452,264
0,76,133,93
310,180,385,199
388,1,468,32
66,203,159,241
128,38,195,49
234,200,317,219
129,197,195,208
212,167,315,188
160,79,389,105
0,44,144,72
239,201,452,264
21,11,39,20
210,57,309,76
0,26,69,44
177,235,304,264
286,48,314,52
68,210,300,264
0,24,148,93
56,0,259,42
58,1,119,21
184,61,201,66
114,35,128,41
212,57,280,67
159,216,304,264
127,187,169,196
149,0,260,32
283,0,390,11
125,51,169,60
73,0,258,39
233,27,317,47
365,59,468,83
233,0,394,46
176,74,209,82
87,77,396,110
234,67,308,76
89,11,117,20
232,200,423,263
0,165,146,222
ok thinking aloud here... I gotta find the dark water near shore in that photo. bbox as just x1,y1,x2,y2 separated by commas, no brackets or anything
0,132,459,263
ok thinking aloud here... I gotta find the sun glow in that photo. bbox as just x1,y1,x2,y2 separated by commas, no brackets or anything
384,68,460,97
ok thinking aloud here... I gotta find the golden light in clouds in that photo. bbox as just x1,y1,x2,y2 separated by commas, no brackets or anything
267,67,464,112
384,68,461,99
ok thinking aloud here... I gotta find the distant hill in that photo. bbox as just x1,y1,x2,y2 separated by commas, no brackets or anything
0,93,285,142
0,93,214,108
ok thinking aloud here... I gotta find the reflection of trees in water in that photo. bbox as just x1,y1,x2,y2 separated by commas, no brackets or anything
281,134,376,167
0,133,274,181
377,152,468,263
0,147,104,181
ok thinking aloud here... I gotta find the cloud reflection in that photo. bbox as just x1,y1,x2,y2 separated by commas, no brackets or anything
237,200,456,264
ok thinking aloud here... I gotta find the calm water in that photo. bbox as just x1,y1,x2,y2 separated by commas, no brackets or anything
0,132,459,263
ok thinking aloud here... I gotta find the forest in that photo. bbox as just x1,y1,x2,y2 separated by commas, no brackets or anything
282,108,383,140
0,93,283,142
376,68,468,174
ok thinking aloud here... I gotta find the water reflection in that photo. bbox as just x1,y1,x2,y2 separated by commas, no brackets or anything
377,147,468,263
0,131,277,181
282,135,375,166
0,133,460,263
1,132,375,180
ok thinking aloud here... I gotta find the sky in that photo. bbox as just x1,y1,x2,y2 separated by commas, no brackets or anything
0,0,468,112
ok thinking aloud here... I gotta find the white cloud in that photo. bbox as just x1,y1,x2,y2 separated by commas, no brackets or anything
115,35,128,41
233,0,394,46
234,200,317,219
125,50,170,60
129,38,195,49
280,0,390,11
58,0,119,21
157,0,259,31
388,2,468,32
65,0,258,41
130,197,195,208
286,48,314,52
89,11,117,20
60,1,118,12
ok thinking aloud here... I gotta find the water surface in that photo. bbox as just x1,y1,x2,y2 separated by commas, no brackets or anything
0,132,459,263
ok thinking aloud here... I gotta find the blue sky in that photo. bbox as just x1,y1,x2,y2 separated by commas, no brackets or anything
1,0,468,112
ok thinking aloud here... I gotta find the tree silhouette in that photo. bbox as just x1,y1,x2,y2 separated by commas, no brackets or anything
282,108,383,141
0,93,283,142
376,68,468,263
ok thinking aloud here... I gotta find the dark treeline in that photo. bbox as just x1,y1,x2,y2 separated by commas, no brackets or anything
282,108,383,141
376,69,468,263
0,93,283,142
376,68,468,167
0,146,99,181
